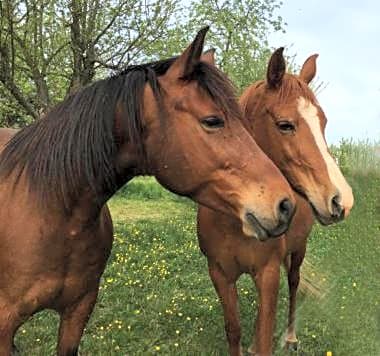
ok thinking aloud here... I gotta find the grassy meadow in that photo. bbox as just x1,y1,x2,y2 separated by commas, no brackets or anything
15,141,380,355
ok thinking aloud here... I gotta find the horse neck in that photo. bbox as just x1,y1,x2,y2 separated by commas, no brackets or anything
62,119,149,219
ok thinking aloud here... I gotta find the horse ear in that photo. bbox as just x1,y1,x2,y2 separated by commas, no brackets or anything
164,26,209,80
267,47,286,89
201,48,216,66
299,54,319,84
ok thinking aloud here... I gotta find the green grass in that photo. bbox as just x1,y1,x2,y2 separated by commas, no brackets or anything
14,144,380,355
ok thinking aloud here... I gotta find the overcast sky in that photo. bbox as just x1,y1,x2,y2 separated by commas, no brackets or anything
268,0,380,144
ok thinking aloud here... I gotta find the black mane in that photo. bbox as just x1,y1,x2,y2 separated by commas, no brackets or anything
0,56,241,212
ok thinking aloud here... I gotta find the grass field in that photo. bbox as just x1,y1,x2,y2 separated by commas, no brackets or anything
14,141,380,355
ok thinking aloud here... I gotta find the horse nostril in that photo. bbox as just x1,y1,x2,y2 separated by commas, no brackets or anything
278,198,295,223
331,194,343,218
265,198,295,237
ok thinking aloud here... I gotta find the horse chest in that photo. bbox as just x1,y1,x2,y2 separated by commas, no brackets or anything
50,236,111,310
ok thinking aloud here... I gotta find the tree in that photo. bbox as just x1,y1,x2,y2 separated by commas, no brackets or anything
148,0,285,91
1,0,70,119
189,0,285,91
0,0,179,122
0,0,285,125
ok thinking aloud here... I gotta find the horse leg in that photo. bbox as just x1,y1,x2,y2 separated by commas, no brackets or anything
285,249,306,350
0,308,21,356
57,289,98,356
208,263,242,356
249,262,280,356
0,328,13,356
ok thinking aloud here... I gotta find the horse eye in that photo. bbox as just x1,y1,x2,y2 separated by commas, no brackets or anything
201,116,225,130
276,120,295,133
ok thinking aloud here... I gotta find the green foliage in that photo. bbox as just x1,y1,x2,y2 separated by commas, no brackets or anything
189,0,285,91
148,0,285,92
0,0,72,117
0,87,29,127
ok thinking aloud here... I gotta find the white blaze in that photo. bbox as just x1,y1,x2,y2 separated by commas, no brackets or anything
297,97,354,215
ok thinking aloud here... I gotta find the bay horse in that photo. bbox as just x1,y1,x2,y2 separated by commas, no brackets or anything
0,28,296,355
197,48,354,356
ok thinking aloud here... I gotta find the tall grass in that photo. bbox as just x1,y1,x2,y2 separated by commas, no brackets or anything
330,138,380,175
117,176,188,203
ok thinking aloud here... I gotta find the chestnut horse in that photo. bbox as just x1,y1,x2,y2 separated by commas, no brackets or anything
198,48,354,356
0,29,295,355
